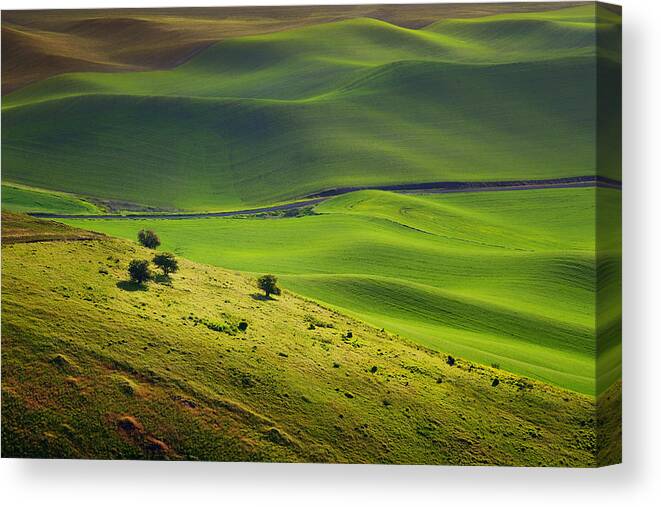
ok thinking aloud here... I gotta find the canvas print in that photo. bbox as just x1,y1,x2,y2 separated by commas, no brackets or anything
0,2,621,466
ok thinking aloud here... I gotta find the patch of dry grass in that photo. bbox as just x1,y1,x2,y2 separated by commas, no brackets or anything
1,212,103,244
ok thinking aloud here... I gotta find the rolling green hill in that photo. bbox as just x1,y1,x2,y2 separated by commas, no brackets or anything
64,186,622,395
1,213,620,465
0,2,622,466
3,2,586,94
2,5,621,211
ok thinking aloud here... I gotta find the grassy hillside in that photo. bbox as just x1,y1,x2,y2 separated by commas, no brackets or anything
65,187,622,395
1,2,589,94
1,184,101,215
2,5,621,211
2,212,613,465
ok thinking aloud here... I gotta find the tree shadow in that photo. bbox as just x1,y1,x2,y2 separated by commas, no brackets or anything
250,293,273,301
116,280,148,292
154,274,172,285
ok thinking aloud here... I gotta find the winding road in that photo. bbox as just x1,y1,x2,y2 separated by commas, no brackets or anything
29,175,621,220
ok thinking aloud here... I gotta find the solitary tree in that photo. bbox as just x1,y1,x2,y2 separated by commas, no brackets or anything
257,274,281,298
153,252,179,275
138,229,160,249
128,259,152,285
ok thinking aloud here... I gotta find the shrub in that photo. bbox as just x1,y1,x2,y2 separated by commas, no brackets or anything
128,259,152,284
202,319,226,332
446,355,456,367
257,274,281,298
138,229,160,249
153,252,178,275
187,314,247,335
282,206,315,218
515,379,533,391
304,314,334,329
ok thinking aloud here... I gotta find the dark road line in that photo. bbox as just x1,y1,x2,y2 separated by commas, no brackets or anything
29,175,620,220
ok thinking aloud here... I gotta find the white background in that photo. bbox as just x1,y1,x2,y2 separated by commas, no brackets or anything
0,0,658,505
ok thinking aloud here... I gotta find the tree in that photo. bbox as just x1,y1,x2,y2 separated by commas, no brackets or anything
138,229,160,249
153,252,179,275
128,259,152,284
257,274,281,298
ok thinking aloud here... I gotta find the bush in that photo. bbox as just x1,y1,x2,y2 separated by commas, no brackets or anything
446,355,456,367
238,321,248,332
128,259,152,284
304,314,334,329
257,274,281,298
153,252,178,275
201,319,226,333
138,229,160,249
282,206,315,218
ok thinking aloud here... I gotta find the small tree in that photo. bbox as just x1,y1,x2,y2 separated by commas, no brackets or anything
128,259,152,285
138,229,160,249
153,252,178,275
257,274,281,298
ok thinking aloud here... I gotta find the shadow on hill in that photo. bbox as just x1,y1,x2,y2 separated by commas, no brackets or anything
154,274,172,285
250,293,274,301
116,280,148,292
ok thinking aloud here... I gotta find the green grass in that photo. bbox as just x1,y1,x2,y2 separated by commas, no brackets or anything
1,3,622,465
3,213,616,465
1,184,101,215
3,2,592,94
2,5,621,211
64,187,622,395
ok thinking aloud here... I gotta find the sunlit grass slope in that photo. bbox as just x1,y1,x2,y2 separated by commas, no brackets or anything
1,184,100,214
2,5,621,211
66,187,622,395
596,187,622,394
426,2,621,60
2,213,607,465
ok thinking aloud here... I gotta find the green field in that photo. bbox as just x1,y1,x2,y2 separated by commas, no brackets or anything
3,2,590,94
1,213,620,464
65,186,622,395
1,3,622,465
2,5,621,211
